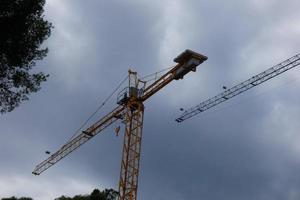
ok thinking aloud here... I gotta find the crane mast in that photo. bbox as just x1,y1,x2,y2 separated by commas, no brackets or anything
32,49,207,200
117,70,145,200
176,53,300,122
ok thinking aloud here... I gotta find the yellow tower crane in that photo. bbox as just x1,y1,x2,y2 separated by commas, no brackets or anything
32,49,207,200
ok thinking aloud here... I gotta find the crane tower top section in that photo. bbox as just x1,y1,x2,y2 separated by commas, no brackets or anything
117,49,208,105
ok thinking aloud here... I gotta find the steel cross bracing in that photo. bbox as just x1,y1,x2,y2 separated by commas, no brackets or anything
176,53,300,123
119,102,144,200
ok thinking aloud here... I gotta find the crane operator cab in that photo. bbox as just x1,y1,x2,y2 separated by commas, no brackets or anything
117,70,146,106
117,86,141,105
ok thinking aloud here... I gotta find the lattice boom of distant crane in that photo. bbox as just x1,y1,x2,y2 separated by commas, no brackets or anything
176,53,300,122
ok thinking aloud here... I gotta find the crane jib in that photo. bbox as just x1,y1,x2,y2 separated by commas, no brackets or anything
141,49,207,101
32,105,125,175
176,53,300,122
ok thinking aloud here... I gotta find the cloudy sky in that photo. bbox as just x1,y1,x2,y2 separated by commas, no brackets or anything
1,0,300,199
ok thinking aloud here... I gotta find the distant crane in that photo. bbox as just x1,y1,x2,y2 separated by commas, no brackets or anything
32,50,208,200
176,53,300,122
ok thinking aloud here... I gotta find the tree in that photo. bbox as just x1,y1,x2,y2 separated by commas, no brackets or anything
1,197,33,200
1,197,17,200
0,0,52,113
90,189,104,200
1,188,118,200
101,189,118,200
55,188,118,200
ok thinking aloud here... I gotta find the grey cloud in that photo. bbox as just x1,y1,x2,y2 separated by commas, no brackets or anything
1,0,300,200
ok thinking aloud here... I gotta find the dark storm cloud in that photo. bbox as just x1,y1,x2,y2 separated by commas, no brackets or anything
1,0,300,199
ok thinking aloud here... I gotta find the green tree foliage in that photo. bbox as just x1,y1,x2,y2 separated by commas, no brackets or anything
0,0,52,113
1,197,33,200
55,188,118,200
1,188,118,200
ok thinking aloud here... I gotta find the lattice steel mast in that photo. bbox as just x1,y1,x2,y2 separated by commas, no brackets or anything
33,49,207,200
176,53,300,123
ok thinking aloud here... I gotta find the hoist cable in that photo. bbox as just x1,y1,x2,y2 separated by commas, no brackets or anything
67,74,129,141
